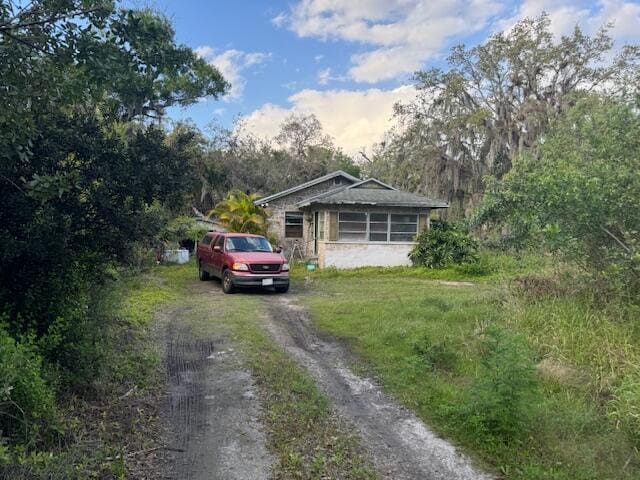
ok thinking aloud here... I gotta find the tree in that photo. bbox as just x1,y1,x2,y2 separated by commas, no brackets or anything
209,191,269,235
364,14,639,217
477,97,640,301
0,0,229,399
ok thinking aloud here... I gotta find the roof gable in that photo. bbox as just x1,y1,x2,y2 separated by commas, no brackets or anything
254,170,359,205
348,178,397,190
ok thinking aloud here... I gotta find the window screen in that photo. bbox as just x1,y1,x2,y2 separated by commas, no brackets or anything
338,212,367,241
390,214,418,241
285,212,304,238
369,213,388,241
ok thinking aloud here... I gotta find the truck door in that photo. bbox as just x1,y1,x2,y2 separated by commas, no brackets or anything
211,235,225,277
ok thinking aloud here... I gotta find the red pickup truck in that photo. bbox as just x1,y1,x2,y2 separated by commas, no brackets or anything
196,232,289,294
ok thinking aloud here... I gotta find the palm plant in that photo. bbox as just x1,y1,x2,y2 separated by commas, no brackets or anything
208,190,269,234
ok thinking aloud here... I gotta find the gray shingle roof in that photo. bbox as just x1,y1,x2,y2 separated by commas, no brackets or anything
254,170,359,205
297,185,449,208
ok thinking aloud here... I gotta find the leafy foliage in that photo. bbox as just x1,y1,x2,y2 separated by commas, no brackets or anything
463,327,539,442
0,0,228,451
0,327,57,444
478,97,640,301
410,221,479,268
210,190,269,235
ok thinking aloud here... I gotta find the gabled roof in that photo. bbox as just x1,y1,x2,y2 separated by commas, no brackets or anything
349,178,397,190
254,170,360,205
297,178,448,209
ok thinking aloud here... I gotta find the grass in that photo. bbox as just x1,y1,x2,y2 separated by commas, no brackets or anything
299,257,640,480
292,250,553,283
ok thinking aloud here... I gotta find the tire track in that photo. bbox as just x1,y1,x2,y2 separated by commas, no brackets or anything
262,295,493,480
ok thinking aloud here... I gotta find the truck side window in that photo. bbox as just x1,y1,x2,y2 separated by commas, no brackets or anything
213,236,224,250
202,234,213,245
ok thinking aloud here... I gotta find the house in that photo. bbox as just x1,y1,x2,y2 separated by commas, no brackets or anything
255,171,449,269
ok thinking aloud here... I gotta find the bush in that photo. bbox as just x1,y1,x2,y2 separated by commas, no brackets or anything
412,334,458,371
464,327,539,441
0,325,58,444
410,221,479,268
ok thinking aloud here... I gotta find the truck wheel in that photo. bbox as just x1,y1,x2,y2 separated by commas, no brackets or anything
198,261,210,281
275,284,289,293
222,270,235,294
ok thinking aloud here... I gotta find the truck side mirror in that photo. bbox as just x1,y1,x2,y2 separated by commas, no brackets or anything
213,245,221,252
275,246,282,253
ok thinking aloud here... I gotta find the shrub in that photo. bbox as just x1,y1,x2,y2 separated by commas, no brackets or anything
464,327,539,441
412,334,458,371
0,326,58,444
410,221,479,268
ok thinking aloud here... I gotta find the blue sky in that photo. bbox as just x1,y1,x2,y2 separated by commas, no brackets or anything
129,0,640,155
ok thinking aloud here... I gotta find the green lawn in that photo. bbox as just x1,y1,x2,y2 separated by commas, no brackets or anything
299,257,640,480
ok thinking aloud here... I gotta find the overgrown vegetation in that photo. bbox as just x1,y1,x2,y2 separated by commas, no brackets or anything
0,0,228,466
300,265,640,479
410,220,479,268
478,97,640,303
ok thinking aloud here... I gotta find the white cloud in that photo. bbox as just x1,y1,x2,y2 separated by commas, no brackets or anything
318,68,332,85
276,0,504,83
243,85,417,157
195,47,271,101
499,1,640,44
317,67,346,85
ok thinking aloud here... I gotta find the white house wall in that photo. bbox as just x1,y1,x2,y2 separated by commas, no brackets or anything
322,242,414,268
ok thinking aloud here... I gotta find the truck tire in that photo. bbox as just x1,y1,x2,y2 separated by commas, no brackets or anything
198,261,210,281
275,284,289,293
222,270,235,294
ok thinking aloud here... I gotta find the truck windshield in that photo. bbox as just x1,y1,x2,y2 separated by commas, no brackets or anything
226,236,273,253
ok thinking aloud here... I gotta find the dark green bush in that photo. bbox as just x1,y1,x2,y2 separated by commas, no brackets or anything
0,325,58,444
464,327,539,441
410,221,479,268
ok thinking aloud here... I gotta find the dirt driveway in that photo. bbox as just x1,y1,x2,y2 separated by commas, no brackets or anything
161,279,491,480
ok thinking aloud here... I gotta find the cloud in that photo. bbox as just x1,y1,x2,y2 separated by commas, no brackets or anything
195,47,271,101
318,68,332,85
243,85,417,157
317,67,346,85
276,0,504,83
498,1,640,44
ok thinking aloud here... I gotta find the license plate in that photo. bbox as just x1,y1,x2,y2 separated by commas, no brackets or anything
262,278,274,286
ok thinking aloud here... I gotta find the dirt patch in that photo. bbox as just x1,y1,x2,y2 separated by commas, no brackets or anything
262,295,493,480
437,281,476,287
162,306,273,480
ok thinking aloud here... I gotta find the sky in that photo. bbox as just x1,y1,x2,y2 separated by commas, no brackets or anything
128,0,640,157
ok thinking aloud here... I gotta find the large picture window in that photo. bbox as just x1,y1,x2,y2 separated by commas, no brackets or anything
285,212,303,238
337,212,418,242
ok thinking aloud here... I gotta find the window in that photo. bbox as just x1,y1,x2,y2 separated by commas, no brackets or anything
338,212,367,241
390,214,418,242
369,213,388,241
213,235,224,249
202,234,214,245
335,212,418,242
317,211,325,240
285,212,303,238
225,236,272,252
